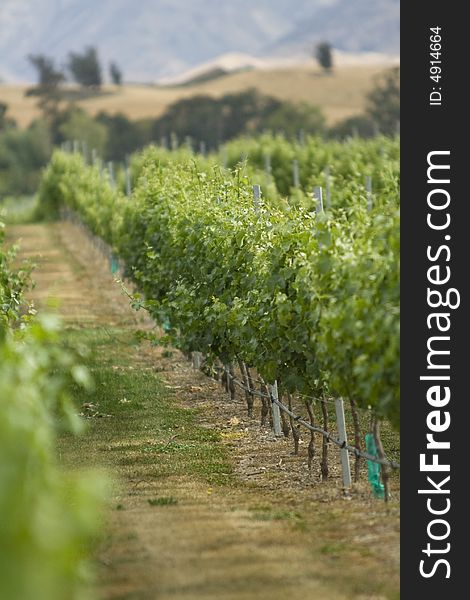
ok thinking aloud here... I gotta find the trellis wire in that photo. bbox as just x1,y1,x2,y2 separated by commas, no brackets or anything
60,197,399,474
215,365,399,470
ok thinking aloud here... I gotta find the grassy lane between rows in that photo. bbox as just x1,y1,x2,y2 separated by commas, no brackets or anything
7,221,399,600
60,326,232,486
58,325,399,600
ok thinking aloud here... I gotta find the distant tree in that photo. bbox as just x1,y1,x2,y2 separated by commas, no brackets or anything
0,119,52,196
0,103,6,129
59,108,108,156
264,102,325,138
328,115,377,140
26,54,65,120
27,54,65,89
150,89,326,149
109,62,123,86
366,67,400,135
68,47,102,88
315,42,333,73
0,102,16,131
95,112,145,161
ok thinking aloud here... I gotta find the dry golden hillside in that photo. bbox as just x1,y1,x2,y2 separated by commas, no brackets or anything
1,64,390,128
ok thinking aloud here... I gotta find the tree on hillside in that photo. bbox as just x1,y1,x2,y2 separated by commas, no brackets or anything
109,62,123,86
366,67,400,135
150,89,326,149
328,115,377,140
27,54,65,89
0,103,17,131
264,102,325,138
315,41,333,73
0,120,52,196
59,108,108,156
96,112,145,161
68,47,102,88
26,54,65,120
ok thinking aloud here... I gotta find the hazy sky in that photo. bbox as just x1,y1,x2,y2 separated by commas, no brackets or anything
0,0,399,82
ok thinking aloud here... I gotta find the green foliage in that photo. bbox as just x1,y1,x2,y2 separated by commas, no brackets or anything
0,223,33,332
315,42,333,73
328,115,377,140
109,62,122,86
151,89,325,149
25,55,65,120
0,102,16,131
0,119,52,197
0,79,397,199
95,112,148,162
220,133,399,198
68,46,102,88
263,103,325,138
0,226,105,600
59,109,108,158
37,151,126,232
0,317,104,600
366,67,400,135
148,497,178,506
38,137,399,428
27,54,65,90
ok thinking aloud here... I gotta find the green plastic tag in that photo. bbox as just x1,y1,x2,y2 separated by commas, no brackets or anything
365,433,385,499
110,255,119,274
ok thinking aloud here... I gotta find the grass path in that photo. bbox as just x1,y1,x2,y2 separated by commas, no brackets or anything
7,222,399,600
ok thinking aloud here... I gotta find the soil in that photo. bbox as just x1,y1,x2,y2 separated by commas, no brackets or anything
7,222,400,600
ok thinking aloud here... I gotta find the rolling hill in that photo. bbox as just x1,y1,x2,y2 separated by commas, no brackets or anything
0,63,394,128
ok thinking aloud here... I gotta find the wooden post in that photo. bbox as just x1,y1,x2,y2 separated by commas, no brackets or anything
73,139,79,153
313,186,323,213
91,148,98,166
287,393,300,454
335,398,352,491
199,140,206,155
81,140,88,162
108,161,115,188
292,159,300,187
366,176,373,211
269,381,282,437
320,396,329,480
223,365,230,394
185,135,192,151
239,361,253,417
264,153,271,174
192,352,202,370
373,418,390,502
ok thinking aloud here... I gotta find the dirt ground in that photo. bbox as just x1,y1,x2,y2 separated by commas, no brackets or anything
8,222,400,600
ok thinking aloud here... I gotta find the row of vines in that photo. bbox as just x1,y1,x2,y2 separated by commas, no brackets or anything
0,222,103,600
39,136,399,435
